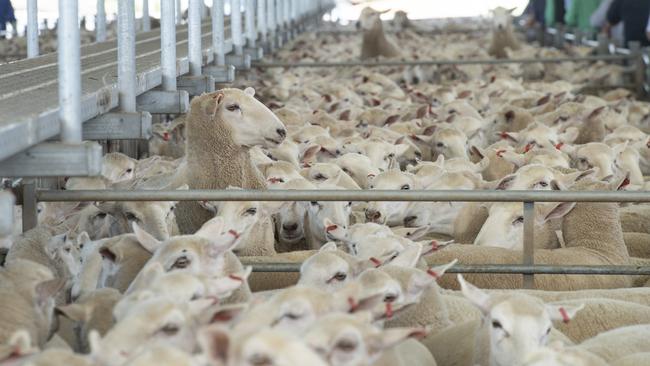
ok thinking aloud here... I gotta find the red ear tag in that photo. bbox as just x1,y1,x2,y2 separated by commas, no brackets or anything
559,307,570,323
348,297,359,312
369,257,382,268
426,269,439,279
524,143,533,153
163,132,170,141
228,274,244,282
555,142,564,150
228,230,240,240
496,149,507,158
385,302,393,319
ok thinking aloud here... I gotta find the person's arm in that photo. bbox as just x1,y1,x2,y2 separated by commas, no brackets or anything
606,0,623,26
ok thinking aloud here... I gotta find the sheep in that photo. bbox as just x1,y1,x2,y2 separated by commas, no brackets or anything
172,88,286,235
101,152,137,184
54,288,122,353
427,178,632,290
302,312,435,366
358,7,401,60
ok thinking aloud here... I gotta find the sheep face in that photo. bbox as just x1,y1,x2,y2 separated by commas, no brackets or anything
101,153,136,184
212,88,287,149
358,140,410,173
335,153,380,189
431,127,469,160
90,299,209,366
491,7,515,32
358,7,385,32
473,202,574,250
197,199,267,252
299,247,359,292
259,161,303,187
95,200,178,241
307,198,352,248
276,201,308,244
234,328,328,366
366,171,420,226
304,313,424,366
569,143,620,179
459,275,584,366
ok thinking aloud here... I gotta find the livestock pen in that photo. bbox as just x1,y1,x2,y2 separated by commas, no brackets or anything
1,1,650,364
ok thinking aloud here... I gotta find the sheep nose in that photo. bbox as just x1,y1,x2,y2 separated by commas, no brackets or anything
276,128,287,138
283,223,298,232
365,209,381,221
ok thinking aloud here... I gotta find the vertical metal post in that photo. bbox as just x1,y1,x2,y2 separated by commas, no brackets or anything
212,0,226,65
267,0,276,42
257,0,266,43
142,0,151,31
200,0,208,19
555,24,564,49
188,0,202,75
231,0,244,54
245,0,256,47
522,201,535,289
27,0,39,58
176,0,182,24
629,41,646,98
96,0,107,42
597,33,609,55
161,0,177,91
58,0,82,143
118,0,137,112
22,181,37,232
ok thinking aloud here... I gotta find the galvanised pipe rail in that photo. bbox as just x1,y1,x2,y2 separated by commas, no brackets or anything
242,263,650,275
252,54,631,68
36,189,650,203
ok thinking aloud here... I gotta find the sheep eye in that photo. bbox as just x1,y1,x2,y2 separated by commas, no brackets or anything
492,320,503,329
347,201,353,207
172,256,190,269
401,184,410,190
388,153,395,158
285,313,300,320
169,205,175,212
125,213,139,222
249,353,272,366
126,168,133,173
310,201,320,208
513,216,524,225
244,207,257,216
342,167,350,174
384,294,397,303
414,151,422,158
160,324,180,336
336,339,357,352
96,212,107,219
537,181,548,187
226,104,240,112
333,272,347,281
314,173,327,180
545,327,551,335
436,142,444,148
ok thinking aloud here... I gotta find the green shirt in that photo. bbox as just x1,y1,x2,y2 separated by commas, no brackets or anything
565,0,603,31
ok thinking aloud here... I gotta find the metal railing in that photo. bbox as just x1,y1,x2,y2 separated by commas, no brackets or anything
34,188,650,289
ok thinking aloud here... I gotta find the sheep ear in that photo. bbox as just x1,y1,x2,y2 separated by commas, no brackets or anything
205,303,248,325
348,293,384,313
389,243,422,268
300,144,321,164
542,202,576,223
35,278,66,309
88,330,102,356
195,216,225,241
499,151,525,167
546,303,584,323
507,7,516,13
244,87,256,97
470,145,485,159
496,131,518,143
132,222,162,253
368,327,427,356
427,259,457,279
612,142,629,157
320,241,338,252
55,303,91,322
197,325,230,364
458,274,491,314
126,262,165,294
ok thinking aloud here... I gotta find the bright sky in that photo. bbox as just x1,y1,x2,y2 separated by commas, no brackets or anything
9,0,529,31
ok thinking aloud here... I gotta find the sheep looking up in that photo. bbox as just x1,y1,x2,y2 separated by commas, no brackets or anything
358,7,402,60
488,7,520,59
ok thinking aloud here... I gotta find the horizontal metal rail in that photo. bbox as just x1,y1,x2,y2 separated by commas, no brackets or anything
243,263,650,275
36,189,650,203
252,54,631,68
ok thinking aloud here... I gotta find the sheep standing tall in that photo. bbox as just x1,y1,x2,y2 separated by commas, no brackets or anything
488,7,520,59
359,7,402,60
173,88,287,237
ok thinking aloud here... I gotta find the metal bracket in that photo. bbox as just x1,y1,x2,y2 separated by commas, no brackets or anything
0,190,14,236
137,90,190,114
83,112,153,140
244,47,264,61
225,53,252,70
0,142,103,177
178,75,216,96
203,64,236,83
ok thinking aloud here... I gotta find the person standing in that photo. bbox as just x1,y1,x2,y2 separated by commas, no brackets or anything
545,0,567,27
607,0,650,46
0,0,16,39
565,0,602,32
